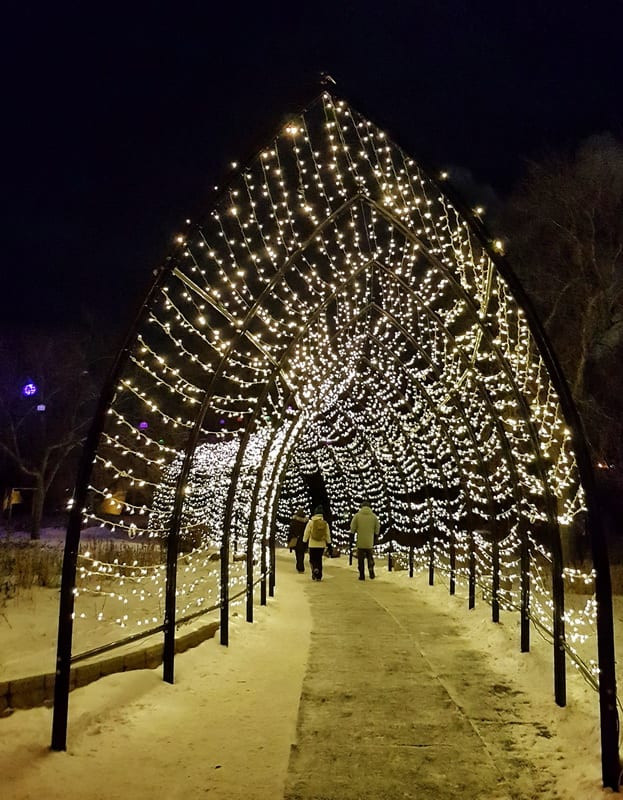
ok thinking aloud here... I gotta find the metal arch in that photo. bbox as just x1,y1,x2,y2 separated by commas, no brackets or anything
221,274,525,580
271,338,529,632
215,273,390,643
254,414,307,605
162,250,384,636
51,87,619,788
202,209,570,703
323,326,512,609
159,197,389,665
355,204,570,699
412,169,618,780
184,185,564,555
353,296,527,564
365,197,565,525
248,313,489,566
212,192,569,710
278,357,458,546
51,266,170,751
223,287,483,570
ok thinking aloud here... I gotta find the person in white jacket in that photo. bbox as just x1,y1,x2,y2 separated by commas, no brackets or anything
350,501,380,580
303,505,331,581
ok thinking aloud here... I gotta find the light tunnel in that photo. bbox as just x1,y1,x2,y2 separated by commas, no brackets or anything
52,91,620,787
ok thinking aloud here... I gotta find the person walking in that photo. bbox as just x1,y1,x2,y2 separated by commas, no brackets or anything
350,501,380,580
303,505,331,581
288,507,309,573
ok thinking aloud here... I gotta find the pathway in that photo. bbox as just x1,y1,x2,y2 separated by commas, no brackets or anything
284,557,557,800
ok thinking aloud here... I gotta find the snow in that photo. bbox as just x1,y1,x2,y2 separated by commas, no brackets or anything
0,529,620,798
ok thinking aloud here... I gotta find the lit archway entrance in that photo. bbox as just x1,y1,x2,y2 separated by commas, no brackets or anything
52,90,619,789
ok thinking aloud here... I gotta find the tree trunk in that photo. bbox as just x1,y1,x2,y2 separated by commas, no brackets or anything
30,474,44,540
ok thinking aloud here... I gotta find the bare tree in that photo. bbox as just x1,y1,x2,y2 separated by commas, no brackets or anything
502,133,623,474
0,331,100,538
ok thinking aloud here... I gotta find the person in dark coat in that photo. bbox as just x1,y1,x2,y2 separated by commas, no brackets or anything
350,501,380,580
288,507,309,573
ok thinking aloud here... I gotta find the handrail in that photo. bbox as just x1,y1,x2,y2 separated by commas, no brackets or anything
70,572,268,665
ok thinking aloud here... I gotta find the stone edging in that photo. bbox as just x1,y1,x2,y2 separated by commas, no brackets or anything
0,620,219,715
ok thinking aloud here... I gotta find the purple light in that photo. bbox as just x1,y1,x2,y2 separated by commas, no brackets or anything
219,418,225,425
138,421,149,430
22,382,37,397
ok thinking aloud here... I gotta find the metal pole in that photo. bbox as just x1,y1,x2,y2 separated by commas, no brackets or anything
520,524,530,652
468,532,476,610
162,516,181,681
220,539,230,646
51,268,167,750
492,539,500,623
428,530,435,586
246,521,255,623
551,524,567,706
269,519,276,598
260,528,267,606
448,194,620,788
449,527,456,596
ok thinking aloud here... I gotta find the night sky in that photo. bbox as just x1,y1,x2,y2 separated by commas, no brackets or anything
4,0,623,335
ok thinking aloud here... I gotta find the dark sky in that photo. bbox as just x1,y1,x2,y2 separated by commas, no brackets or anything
3,0,623,334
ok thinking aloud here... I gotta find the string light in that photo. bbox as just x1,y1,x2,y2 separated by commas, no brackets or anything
70,92,600,694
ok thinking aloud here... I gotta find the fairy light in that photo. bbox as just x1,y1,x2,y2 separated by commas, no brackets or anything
66,92,604,698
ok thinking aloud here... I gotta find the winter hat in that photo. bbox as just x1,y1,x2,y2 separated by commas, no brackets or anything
313,504,324,515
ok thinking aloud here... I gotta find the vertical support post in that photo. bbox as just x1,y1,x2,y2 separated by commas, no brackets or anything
242,415,297,619
449,528,456,596
51,503,82,750
409,544,414,578
551,538,567,706
428,533,435,586
260,530,267,606
220,535,230,646
162,524,180,681
51,268,167,750
587,501,622,788
349,534,353,565
269,521,276,598
520,524,530,652
388,540,393,572
468,531,476,610
471,229,621,786
268,491,281,598
246,529,254,623
492,539,500,623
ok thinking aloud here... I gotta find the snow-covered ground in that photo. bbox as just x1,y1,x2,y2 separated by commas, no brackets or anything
0,529,621,798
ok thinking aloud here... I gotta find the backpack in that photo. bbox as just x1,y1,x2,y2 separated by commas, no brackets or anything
310,517,327,541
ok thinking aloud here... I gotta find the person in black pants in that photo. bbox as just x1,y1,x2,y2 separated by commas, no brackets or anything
303,505,331,581
288,508,309,572
350,501,380,580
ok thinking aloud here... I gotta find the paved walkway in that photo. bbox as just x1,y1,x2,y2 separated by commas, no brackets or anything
0,550,598,799
283,557,555,800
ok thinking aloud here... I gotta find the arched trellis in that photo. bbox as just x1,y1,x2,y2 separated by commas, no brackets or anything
51,90,620,790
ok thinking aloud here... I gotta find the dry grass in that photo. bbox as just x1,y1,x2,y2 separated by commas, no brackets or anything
0,542,64,601
0,536,161,605
609,564,623,595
